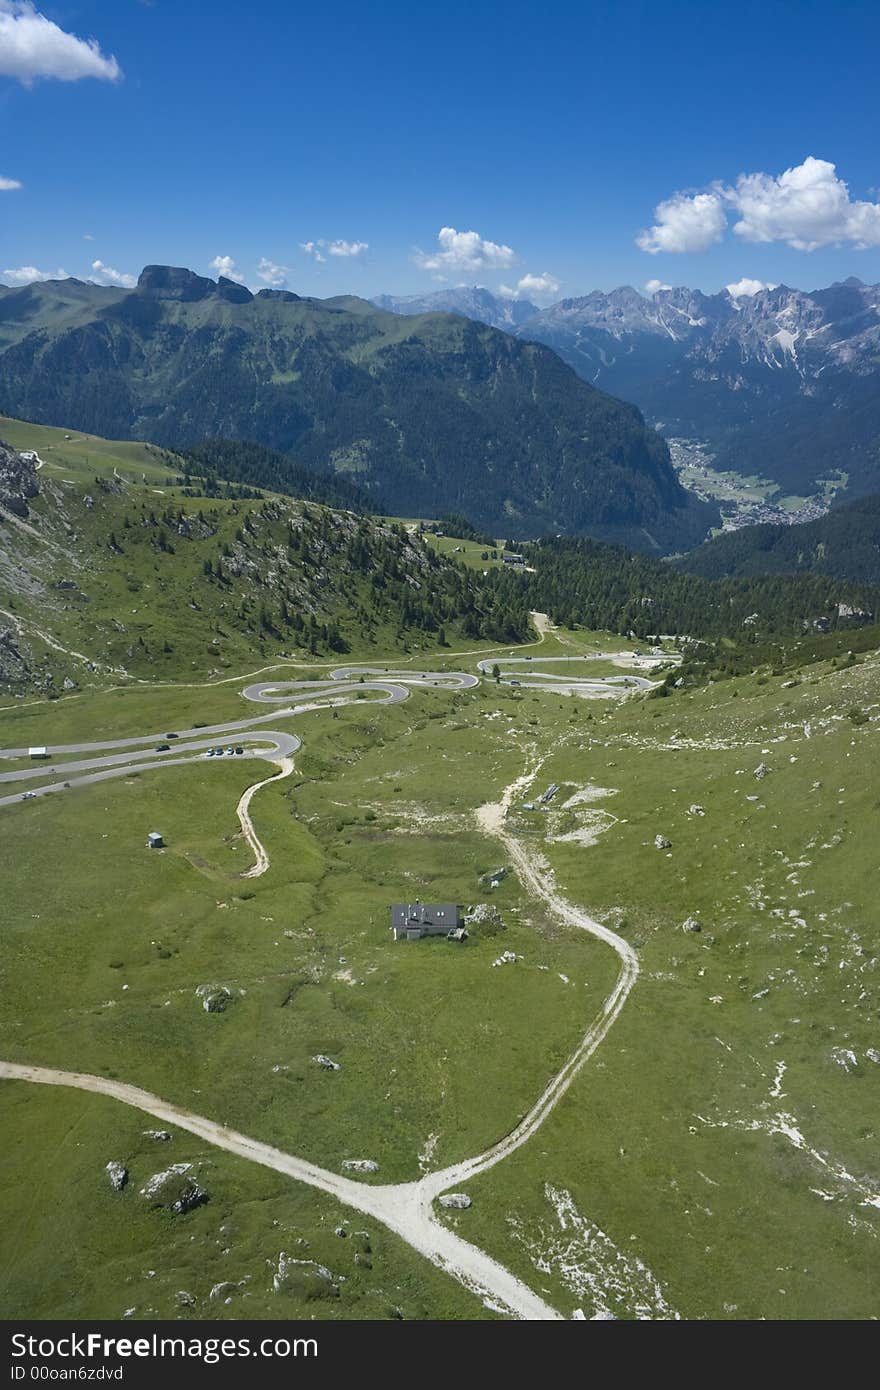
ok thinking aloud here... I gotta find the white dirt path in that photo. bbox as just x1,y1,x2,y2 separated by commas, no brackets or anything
236,757,295,878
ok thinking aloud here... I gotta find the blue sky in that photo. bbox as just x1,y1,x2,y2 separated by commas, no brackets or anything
2,0,880,300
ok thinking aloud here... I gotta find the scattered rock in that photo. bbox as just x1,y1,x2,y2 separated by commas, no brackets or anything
465,902,505,933
209,1282,240,1302
439,1193,471,1210
195,983,233,1013
754,763,771,780
479,867,508,889
341,1159,379,1174
143,1129,173,1142
273,1253,339,1299
688,805,706,817
654,834,672,849
312,1054,340,1071
831,1047,858,1073
105,1161,128,1191
866,1049,880,1065
681,916,702,933
491,950,519,967
334,1226,347,1238
62,676,77,691
175,1290,196,1308
139,1162,208,1213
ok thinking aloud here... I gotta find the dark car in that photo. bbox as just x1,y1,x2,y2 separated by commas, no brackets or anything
165,732,179,739
155,743,171,752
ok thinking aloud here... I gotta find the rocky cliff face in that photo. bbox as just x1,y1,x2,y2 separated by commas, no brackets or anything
0,439,39,517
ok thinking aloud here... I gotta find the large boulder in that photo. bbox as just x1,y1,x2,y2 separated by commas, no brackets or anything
105,1161,128,1191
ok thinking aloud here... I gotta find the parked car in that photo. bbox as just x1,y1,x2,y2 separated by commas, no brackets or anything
234,746,244,755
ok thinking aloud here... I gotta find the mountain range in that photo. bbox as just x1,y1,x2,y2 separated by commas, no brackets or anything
376,279,880,502
0,266,713,550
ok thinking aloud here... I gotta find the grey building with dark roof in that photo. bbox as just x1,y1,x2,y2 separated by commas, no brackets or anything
391,902,462,941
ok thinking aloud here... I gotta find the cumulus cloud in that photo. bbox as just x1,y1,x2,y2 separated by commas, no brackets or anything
89,259,136,288
414,226,516,274
644,278,671,294
327,239,368,258
499,271,560,303
637,190,727,254
209,254,245,284
725,277,775,298
638,157,880,255
0,175,22,191
0,1,121,84
256,257,290,288
2,264,68,285
518,271,560,300
731,157,880,251
301,239,367,262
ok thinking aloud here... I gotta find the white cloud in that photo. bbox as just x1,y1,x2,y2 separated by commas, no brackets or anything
731,157,880,251
638,157,880,255
326,239,368,258
89,259,136,288
0,175,22,191
209,254,245,284
517,271,560,300
300,239,367,262
725,277,775,299
644,278,671,294
414,226,516,274
256,257,290,288
637,190,727,254
2,264,68,285
0,1,121,84
499,271,560,303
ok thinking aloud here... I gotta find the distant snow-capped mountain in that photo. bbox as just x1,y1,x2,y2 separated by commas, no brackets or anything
371,286,539,331
511,278,880,498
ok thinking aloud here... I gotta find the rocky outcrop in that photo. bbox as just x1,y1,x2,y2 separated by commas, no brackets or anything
439,1193,472,1210
341,1158,379,1174
195,983,234,1013
139,1162,208,1213
0,440,39,517
105,1160,128,1191
272,1253,339,1298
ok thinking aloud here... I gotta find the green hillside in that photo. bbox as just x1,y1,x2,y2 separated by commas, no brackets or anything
677,493,880,585
0,422,528,695
0,267,716,549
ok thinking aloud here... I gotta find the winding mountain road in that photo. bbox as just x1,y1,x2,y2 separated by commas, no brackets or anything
478,651,678,696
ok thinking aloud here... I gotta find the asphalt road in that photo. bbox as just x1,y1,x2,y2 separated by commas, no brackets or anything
476,651,677,694
0,668,477,808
